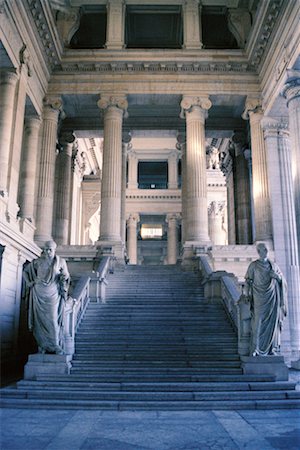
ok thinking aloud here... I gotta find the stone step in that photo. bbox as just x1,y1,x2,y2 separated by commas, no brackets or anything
1,397,299,410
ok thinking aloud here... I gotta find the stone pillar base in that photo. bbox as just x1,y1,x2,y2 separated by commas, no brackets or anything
291,359,300,370
241,356,288,381
24,354,72,380
96,240,125,266
181,242,210,269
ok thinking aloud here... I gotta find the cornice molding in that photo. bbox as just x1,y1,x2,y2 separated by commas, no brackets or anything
54,61,256,74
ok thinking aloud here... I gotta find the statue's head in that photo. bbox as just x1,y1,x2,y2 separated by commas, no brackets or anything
42,240,57,260
256,242,268,260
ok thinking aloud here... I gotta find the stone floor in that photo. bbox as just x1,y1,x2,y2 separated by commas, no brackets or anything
1,370,299,450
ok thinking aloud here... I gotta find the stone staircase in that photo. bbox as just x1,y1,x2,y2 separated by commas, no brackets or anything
1,265,300,409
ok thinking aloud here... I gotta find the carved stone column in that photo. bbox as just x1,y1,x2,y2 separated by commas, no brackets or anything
231,132,252,244
176,135,186,245
127,213,140,264
283,76,300,263
208,201,226,245
221,149,236,244
18,116,41,221
97,95,128,250
183,0,202,50
35,97,62,245
242,98,272,244
263,118,300,358
106,0,125,50
166,213,179,264
0,70,18,196
180,96,211,246
168,150,179,189
54,132,75,245
127,149,138,189
121,132,131,245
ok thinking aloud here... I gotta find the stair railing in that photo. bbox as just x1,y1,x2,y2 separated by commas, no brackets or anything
197,255,251,356
62,256,114,356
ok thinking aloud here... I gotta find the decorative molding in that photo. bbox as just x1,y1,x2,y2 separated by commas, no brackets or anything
26,0,60,69
19,44,33,77
55,61,256,74
282,78,300,105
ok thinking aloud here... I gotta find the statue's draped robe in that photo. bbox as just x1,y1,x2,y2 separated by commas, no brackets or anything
24,255,69,353
245,259,287,355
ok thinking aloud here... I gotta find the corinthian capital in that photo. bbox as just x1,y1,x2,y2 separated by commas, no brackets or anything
242,97,262,120
180,95,212,118
97,94,128,116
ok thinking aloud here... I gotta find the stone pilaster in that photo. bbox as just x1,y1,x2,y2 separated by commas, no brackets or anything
97,95,128,252
18,116,41,221
231,132,252,244
105,0,125,50
208,201,226,245
221,149,236,244
166,213,180,264
54,132,75,245
121,132,131,245
183,0,202,50
242,98,273,245
180,95,211,246
127,149,138,189
283,77,300,263
168,150,179,189
126,213,140,264
263,118,300,358
35,97,62,246
0,70,18,196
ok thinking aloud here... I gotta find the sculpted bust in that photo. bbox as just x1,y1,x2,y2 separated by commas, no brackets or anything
245,243,287,356
23,240,70,354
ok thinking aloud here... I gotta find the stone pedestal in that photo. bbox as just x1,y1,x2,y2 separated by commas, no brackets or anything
183,0,202,50
105,0,125,50
166,213,179,264
127,213,139,264
127,149,138,189
241,356,288,381
24,354,72,380
168,150,179,189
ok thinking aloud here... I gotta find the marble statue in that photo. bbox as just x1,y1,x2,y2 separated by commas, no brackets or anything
23,240,70,354
245,243,287,356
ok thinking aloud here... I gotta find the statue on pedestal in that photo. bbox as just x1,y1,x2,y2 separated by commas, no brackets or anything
23,240,70,354
245,243,287,356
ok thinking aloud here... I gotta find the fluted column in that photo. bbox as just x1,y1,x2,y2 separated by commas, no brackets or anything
183,0,202,49
35,97,62,245
283,77,300,263
168,150,179,189
263,118,300,357
97,95,128,243
126,213,140,264
127,149,138,189
180,96,211,244
0,70,18,196
18,116,41,221
106,0,125,50
231,132,252,244
242,98,272,244
166,213,179,264
54,132,75,245
121,132,131,245
177,135,186,245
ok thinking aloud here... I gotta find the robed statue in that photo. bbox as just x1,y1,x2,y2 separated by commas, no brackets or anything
23,240,70,354
245,243,287,356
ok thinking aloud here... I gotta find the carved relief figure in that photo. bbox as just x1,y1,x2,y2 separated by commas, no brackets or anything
23,240,70,354
245,243,287,356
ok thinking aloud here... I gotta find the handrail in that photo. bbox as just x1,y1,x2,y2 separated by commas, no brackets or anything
62,255,114,356
196,254,251,356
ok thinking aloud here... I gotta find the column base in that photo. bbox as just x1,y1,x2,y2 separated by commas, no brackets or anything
181,241,211,269
24,354,72,380
241,355,288,381
291,359,300,370
96,239,125,266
